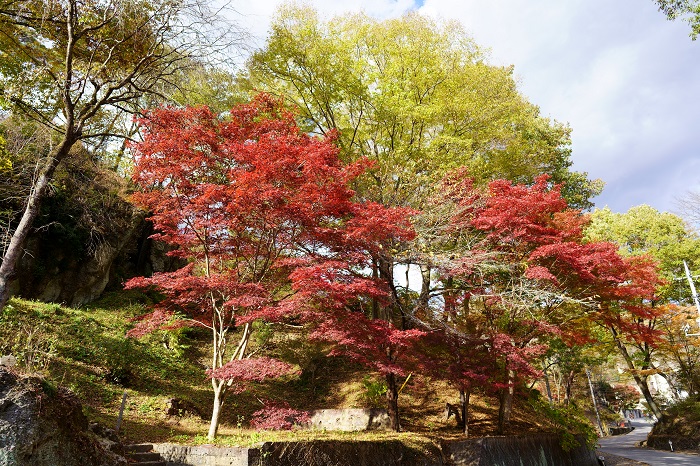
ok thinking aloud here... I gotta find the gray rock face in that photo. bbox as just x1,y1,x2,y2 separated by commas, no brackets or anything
10,215,188,307
12,210,144,308
0,368,126,466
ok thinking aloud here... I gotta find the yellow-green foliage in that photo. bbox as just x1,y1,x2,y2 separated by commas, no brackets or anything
246,6,579,208
586,205,700,302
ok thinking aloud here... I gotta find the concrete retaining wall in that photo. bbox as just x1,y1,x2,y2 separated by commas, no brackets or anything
307,409,390,431
154,434,598,466
152,444,257,466
442,434,598,466
258,440,441,466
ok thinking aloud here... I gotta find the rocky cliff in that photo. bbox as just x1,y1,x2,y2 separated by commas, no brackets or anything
5,155,183,307
0,367,125,466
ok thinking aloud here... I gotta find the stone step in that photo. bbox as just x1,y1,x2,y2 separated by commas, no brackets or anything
124,444,166,465
124,443,154,453
127,451,162,462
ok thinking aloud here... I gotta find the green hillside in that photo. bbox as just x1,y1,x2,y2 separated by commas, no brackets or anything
0,293,596,447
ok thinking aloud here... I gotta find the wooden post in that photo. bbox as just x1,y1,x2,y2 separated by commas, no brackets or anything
115,391,128,434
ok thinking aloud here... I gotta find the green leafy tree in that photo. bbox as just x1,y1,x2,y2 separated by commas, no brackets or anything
169,63,246,115
656,0,700,39
656,308,700,397
542,336,611,407
0,0,242,311
244,5,600,210
586,205,700,409
0,135,9,172
586,205,700,302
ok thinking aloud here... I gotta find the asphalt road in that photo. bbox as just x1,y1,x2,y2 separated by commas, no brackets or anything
597,419,700,466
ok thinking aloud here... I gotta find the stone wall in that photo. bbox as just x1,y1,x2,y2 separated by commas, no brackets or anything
153,434,598,466
608,426,633,436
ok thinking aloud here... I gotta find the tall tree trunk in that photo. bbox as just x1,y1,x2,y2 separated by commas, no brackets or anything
0,138,74,311
564,370,575,405
543,367,554,405
460,388,470,437
497,370,515,434
386,372,400,431
585,368,605,436
371,259,379,319
205,323,251,440
419,264,431,309
444,276,454,322
635,375,662,419
208,380,225,440
377,254,397,322
612,328,663,418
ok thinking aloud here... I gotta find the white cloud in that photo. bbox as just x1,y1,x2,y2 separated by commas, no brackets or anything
426,1,700,213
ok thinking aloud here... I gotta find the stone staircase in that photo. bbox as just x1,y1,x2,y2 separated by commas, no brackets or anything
124,444,167,465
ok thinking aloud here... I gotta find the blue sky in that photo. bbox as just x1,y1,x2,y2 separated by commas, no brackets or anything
234,0,700,215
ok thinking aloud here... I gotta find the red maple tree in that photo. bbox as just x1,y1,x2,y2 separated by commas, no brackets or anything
125,94,414,439
310,309,424,430
417,330,493,436
420,173,663,433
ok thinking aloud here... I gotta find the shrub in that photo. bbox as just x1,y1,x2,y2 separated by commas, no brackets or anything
361,375,387,408
249,402,310,430
529,395,598,450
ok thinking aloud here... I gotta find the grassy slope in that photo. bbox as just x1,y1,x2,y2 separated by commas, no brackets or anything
0,292,591,446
